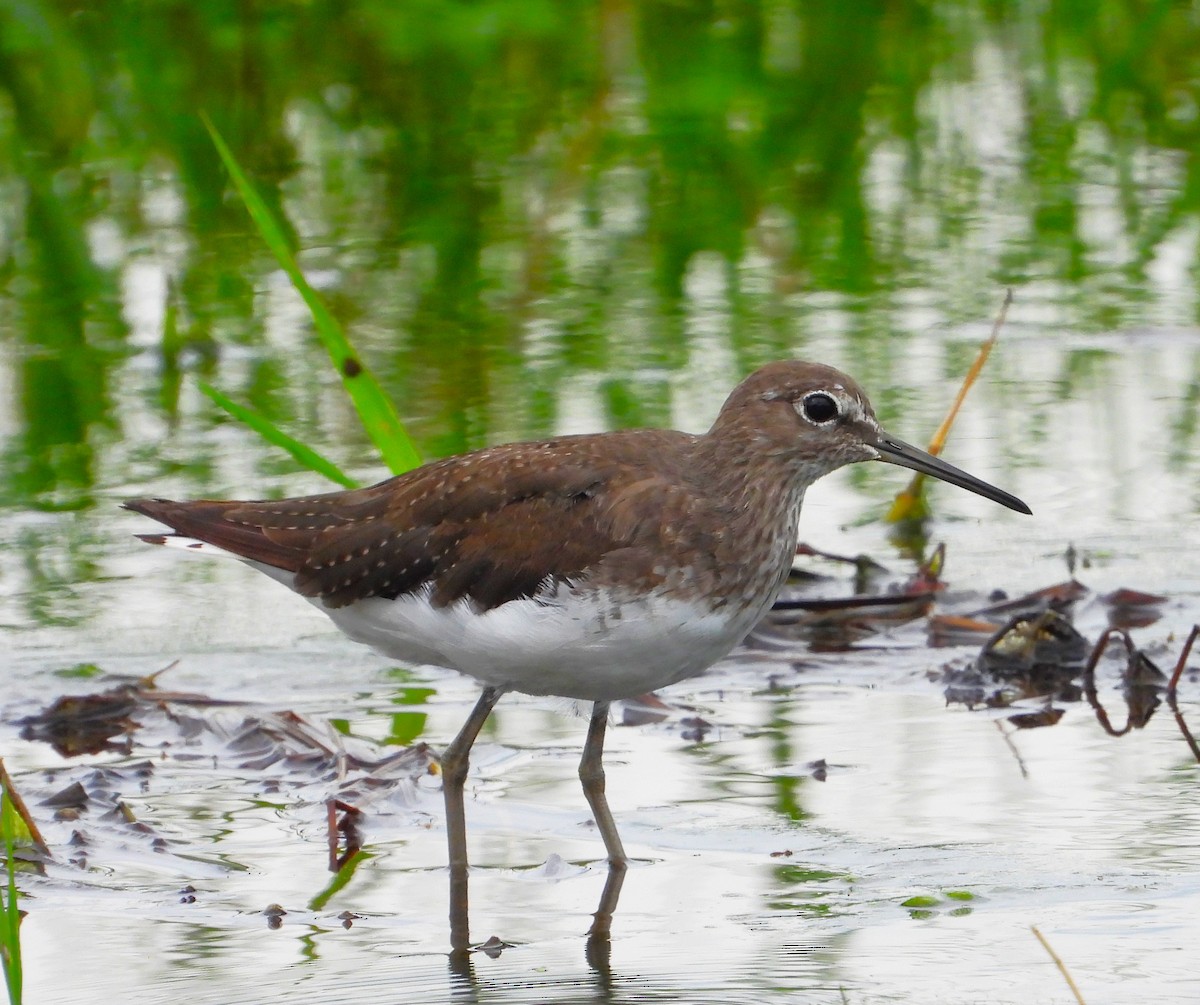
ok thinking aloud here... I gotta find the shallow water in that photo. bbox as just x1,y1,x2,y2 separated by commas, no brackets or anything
4,3,1200,1003
8,619,1200,1004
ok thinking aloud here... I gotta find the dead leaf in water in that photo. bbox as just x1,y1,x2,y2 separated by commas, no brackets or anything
970,580,1089,620
1101,587,1168,629
927,614,1001,648
1007,707,1065,730
19,690,140,757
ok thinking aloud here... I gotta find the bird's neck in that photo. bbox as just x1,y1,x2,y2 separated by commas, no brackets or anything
691,424,819,519
689,429,813,605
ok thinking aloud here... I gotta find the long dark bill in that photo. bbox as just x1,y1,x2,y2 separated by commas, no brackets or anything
873,434,1032,515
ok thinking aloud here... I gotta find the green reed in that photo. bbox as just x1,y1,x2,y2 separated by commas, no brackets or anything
201,113,422,481
0,786,23,1005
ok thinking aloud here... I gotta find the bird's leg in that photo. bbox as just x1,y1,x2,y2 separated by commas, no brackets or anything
442,685,502,953
579,700,628,941
578,700,628,866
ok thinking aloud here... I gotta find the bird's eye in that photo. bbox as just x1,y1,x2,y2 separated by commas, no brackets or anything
800,392,840,424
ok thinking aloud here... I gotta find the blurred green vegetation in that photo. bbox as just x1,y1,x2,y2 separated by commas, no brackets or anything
0,0,1197,516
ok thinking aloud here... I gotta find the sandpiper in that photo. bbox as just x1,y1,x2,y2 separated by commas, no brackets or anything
127,360,1029,941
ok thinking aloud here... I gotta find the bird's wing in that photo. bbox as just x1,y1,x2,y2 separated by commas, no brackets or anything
126,432,713,611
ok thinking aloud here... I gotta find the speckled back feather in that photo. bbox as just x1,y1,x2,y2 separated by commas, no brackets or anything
126,429,720,612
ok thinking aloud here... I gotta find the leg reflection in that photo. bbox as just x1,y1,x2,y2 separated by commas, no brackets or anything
585,860,626,972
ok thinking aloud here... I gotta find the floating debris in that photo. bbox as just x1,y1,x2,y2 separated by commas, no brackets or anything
19,690,140,757
941,610,1090,714
767,544,949,650
1101,588,1168,630
11,669,438,880
262,903,287,929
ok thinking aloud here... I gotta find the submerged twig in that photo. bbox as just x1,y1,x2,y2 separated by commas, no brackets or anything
1166,625,1200,763
1030,925,1088,1005
993,720,1029,779
1165,624,1200,700
1169,702,1200,763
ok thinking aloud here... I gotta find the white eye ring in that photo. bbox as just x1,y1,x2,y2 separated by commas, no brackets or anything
798,391,840,424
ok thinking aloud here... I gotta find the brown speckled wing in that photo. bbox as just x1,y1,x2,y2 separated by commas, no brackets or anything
126,430,710,612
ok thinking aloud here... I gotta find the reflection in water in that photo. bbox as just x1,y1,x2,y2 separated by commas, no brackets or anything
447,863,624,1003
7,628,1200,1001
448,930,624,1005
1083,626,1167,737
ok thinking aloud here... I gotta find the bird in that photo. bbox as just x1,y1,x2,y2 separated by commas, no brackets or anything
126,360,1030,942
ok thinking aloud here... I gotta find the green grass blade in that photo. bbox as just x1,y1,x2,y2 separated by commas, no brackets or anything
1,788,23,1005
201,113,422,474
308,848,372,912
0,795,28,850
198,382,359,489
